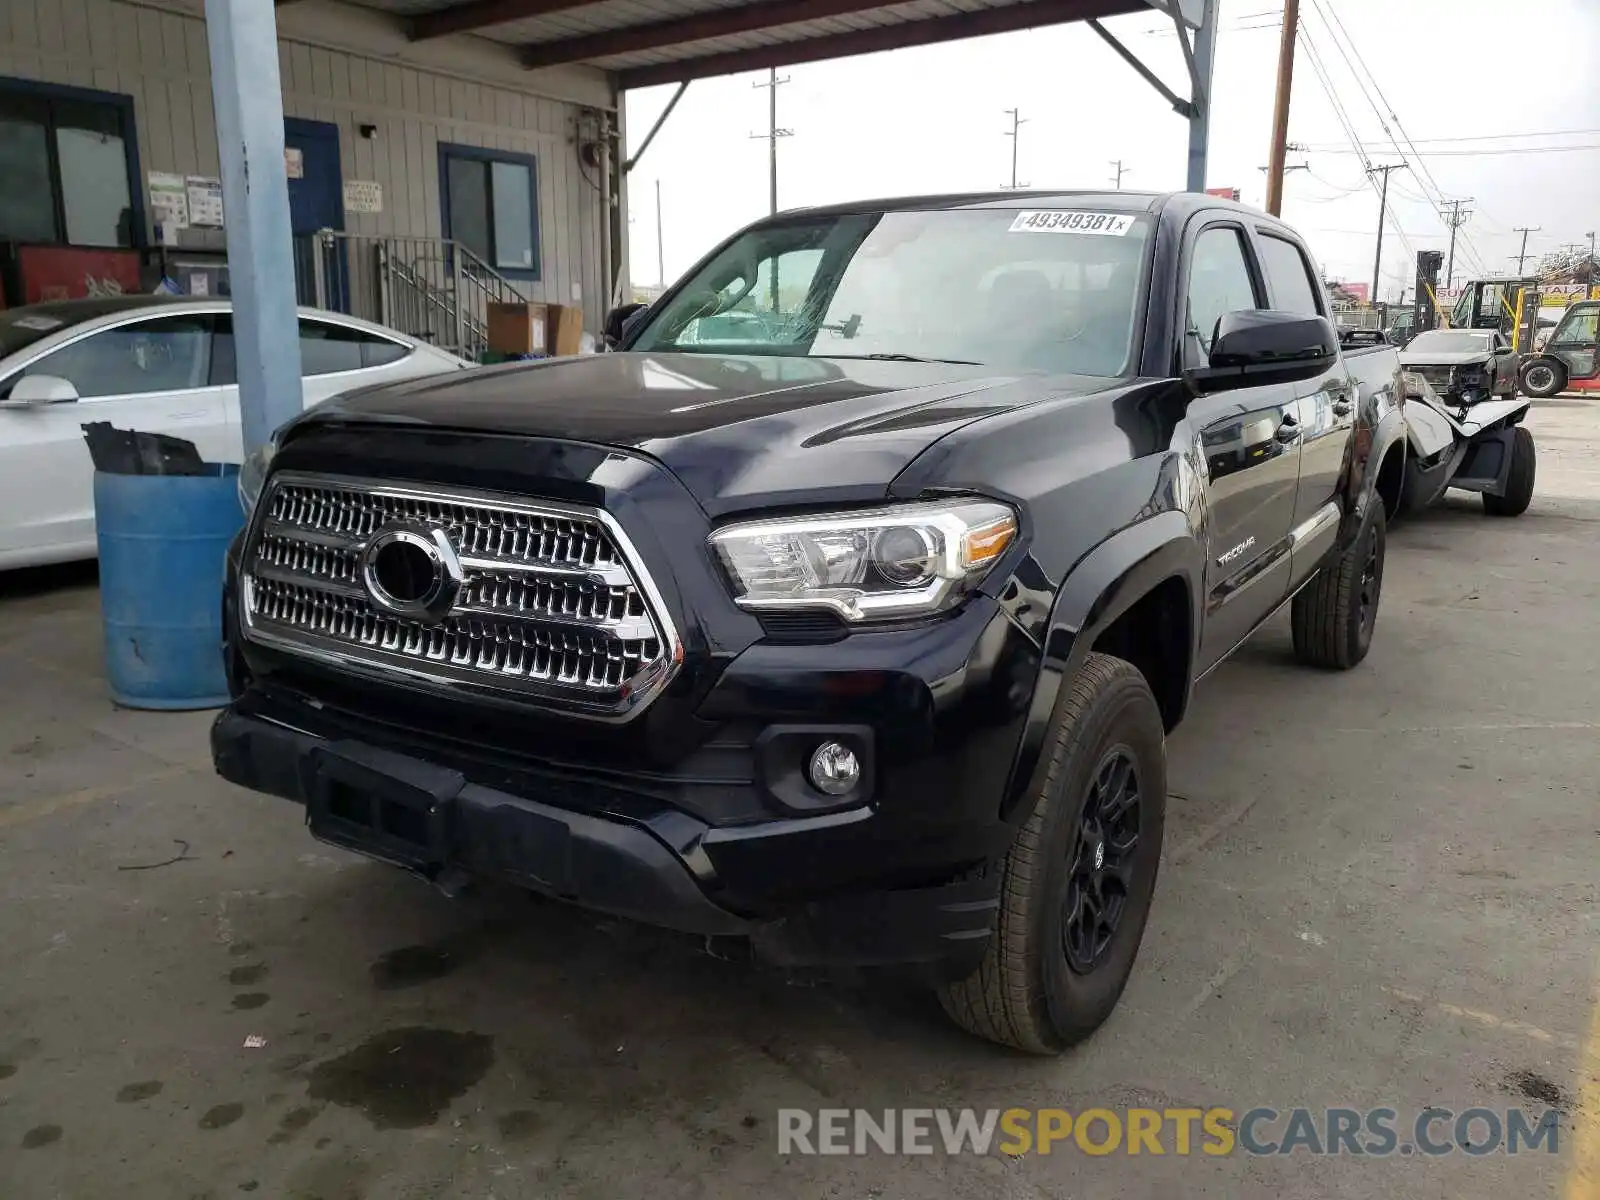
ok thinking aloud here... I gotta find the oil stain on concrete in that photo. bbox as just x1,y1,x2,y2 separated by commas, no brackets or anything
307,1028,493,1129
199,1103,245,1130
228,963,269,986
116,1080,164,1103
369,944,459,990
21,1123,62,1149
267,1103,325,1146
232,993,270,1011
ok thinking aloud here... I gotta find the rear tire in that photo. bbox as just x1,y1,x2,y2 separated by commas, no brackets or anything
1483,425,1536,517
1291,502,1386,670
938,652,1166,1054
1519,359,1566,398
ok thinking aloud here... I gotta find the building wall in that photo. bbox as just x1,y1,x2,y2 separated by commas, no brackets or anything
0,0,617,325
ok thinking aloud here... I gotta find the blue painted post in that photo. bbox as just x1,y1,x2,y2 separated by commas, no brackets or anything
1186,0,1217,194
204,0,303,455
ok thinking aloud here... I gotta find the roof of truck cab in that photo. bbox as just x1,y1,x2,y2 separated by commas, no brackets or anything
768,190,1269,223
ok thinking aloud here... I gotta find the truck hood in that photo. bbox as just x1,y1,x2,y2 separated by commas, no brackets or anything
294,351,1115,514
1398,349,1494,367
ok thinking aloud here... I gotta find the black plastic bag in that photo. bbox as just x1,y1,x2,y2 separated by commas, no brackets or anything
81,421,209,476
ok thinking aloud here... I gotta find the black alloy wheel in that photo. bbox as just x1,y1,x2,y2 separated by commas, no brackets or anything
1063,748,1142,973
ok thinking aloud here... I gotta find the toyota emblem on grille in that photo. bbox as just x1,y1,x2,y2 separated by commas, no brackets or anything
359,525,463,624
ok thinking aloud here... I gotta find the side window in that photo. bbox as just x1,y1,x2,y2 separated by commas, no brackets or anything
1552,308,1597,347
14,315,213,399
1185,226,1261,366
209,317,408,381
299,320,408,375
1256,234,1322,317
680,248,825,345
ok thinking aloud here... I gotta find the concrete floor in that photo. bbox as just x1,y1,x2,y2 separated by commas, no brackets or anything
2,398,1597,1200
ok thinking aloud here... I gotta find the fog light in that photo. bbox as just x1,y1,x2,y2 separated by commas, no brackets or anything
807,741,861,796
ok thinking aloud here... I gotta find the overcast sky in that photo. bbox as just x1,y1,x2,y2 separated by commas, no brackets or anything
623,0,1600,301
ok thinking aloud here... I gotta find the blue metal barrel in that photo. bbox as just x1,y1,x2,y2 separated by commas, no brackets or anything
94,466,244,710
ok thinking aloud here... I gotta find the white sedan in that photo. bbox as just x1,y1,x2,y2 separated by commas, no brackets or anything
0,297,468,570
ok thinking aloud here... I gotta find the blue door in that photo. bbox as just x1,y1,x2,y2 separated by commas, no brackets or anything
284,118,346,311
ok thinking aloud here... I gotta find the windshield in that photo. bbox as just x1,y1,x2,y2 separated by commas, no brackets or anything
629,208,1152,376
1407,331,1493,354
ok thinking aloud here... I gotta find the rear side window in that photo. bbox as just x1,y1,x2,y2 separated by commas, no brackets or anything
1256,233,1323,317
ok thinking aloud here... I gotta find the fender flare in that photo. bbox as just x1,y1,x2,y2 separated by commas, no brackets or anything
998,510,1202,824
1347,402,1408,538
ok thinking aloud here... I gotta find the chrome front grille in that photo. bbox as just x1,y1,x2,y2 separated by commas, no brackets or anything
241,473,678,718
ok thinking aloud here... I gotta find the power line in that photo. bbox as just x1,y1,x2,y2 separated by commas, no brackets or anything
1305,143,1600,158
1300,127,1600,148
1295,24,1415,270
1312,0,1489,276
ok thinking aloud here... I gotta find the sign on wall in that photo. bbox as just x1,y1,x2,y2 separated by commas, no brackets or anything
148,171,189,232
285,148,304,179
343,180,383,214
186,176,225,227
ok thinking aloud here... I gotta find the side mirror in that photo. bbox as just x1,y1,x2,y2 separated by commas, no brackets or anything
2,373,79,407
603,302,648,349
1187,310,1338,395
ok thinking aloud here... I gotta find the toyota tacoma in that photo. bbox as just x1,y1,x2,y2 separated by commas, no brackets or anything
213,191,1407,1053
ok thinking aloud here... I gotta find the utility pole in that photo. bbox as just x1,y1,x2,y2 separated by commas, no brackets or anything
750,68,791,312
1109,159,1131,189
1439,198,1474,288
1264,0,1301,216
750,69,792,216
1367,163,1407,302
1003,108,1028,189
654,179,665,289
1511,226,1540,275
1588,230,1597,297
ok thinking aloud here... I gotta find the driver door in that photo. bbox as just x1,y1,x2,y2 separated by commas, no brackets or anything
1180,220,1304,673
0,313,228,562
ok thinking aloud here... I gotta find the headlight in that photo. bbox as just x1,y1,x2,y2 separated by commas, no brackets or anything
710,499,1018,622
238,440,276,516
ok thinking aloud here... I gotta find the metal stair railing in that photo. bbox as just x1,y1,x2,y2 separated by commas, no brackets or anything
302,230,529,362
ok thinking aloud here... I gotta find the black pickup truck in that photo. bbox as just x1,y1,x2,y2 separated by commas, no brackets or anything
214,191,1407,1053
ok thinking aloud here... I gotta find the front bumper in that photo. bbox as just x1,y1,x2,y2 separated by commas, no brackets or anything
212,701,1003,978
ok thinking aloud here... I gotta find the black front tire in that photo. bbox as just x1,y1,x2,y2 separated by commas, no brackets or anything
1291,502,1386,670
938,652,1166,1055
1483,425,1536,517
1520,359,1567,399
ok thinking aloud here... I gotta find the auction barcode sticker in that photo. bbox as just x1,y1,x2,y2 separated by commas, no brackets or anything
1009,210,1136,236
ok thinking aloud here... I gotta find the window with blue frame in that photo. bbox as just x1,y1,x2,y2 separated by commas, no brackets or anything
439,144,539,277
0,79,140,248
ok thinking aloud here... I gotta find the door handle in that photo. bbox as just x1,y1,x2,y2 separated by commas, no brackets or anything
1274,414,1300,444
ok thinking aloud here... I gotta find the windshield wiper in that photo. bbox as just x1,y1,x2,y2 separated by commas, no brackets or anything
835,353,984,365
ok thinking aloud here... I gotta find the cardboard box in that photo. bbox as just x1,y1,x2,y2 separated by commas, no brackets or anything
487,302,548,356
546,303,584,357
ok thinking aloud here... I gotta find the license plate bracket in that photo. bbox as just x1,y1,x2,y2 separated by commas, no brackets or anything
305,742,465,874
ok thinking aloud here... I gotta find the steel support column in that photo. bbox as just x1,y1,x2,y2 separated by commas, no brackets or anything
1185,0,1216,193
204,0,302,456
